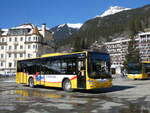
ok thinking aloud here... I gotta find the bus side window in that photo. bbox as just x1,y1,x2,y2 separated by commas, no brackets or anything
78,60,85,76
78,61,84,71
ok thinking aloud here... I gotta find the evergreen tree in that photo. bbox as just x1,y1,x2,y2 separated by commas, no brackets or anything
73,36,82,52
123,36,140,69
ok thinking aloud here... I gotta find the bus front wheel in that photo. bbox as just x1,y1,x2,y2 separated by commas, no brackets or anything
63,79,73,92
29,78,34,88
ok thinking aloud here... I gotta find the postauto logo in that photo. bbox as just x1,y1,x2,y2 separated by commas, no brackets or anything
34,72,44,81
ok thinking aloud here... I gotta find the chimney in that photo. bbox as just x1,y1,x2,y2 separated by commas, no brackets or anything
42,24,46,37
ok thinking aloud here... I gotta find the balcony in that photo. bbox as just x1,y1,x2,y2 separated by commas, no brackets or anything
6,50,26,53
0,42,7,45
0,58,5,61
13,42,19,45
25,40,42,44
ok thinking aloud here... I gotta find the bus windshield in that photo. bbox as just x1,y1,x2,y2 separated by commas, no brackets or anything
88,52,111,79
127,63,142,74
143,63,150,74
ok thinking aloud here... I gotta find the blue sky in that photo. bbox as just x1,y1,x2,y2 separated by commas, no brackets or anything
0,0,150,28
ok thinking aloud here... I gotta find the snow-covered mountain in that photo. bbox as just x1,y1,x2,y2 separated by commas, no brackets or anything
58,23,82,29
97,6,131,17
50,23,82,41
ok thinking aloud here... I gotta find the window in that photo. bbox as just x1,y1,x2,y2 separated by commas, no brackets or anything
28,45,31,49
14,62,16,67
14,45,17,49
1,54,4,58
40,58,77,74
17,54,86,75
1,62,3,67
9,38,12,42
36,45,38,49
33,45,35,49
28,37,31,41
20,53,23,58
9,46,12,50
8,53,11,58
28,54,31,58
33,37,36,41
2,38,4,42
14,54,17,58
20,45,23,49
15,37,17,41
1,46,4,50
9,63,12,67
20,37,23,41
36,37,38,41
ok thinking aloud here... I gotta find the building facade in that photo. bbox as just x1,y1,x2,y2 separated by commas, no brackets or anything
105,37,139,74
139,32,150,61
0,23,53,75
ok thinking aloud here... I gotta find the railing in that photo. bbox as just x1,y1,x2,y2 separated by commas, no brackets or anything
25,41,42,44
6,50,26,53
0,42,7,45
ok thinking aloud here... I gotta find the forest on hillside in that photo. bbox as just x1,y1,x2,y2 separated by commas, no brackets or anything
54,5,150,52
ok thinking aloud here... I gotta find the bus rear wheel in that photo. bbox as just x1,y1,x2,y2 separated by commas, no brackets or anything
63,79,73,92
29,78,34,88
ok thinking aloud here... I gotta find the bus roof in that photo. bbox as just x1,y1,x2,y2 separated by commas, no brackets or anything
41,51,87,58
17,51,109,61
142,61,150,63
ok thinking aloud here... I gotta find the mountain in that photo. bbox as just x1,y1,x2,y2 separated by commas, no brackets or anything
97,6,131,17
50,5,150,52
71,5,150,51
50,23,82,41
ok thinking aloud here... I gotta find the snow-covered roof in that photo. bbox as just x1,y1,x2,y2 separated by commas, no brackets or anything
11,23,34,29
1,29,8,36
0,24,40,36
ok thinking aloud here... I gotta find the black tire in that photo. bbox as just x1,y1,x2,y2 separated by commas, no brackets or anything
63,79,73,92
29,78,34,88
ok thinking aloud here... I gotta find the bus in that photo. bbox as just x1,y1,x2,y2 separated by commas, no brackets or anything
16,51,112,91
127,61,150,80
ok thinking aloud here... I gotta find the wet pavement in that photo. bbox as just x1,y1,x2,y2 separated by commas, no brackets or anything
0,77,150,113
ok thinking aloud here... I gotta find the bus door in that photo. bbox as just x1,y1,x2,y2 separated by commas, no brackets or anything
77,60,86,89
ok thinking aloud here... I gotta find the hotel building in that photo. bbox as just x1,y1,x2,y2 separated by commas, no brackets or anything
105,37,139,74
139,31,150,61
0,23,53,75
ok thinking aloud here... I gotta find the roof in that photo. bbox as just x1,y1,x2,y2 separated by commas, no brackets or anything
0,23,45,36
41,51,87,58
142,61,150,63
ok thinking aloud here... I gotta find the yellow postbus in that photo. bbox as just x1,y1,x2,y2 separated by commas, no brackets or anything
16,51,112,91
127,61,150,80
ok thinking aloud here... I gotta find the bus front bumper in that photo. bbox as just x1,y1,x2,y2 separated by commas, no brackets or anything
87,79,112,89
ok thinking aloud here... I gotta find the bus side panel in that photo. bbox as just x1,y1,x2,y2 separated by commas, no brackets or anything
44,82,62,87
43,75,62,88
16,72,28,84
70,76,77,89
43,75,77,89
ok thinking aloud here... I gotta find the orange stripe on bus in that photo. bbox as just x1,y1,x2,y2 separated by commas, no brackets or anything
44,75,77,84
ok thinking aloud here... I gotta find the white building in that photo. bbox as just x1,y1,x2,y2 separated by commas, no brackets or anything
105,37,139,75
139,31,150,61
0,23,53,75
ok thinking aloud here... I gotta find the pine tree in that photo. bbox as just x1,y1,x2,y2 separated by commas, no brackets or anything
124,36,140,69
73,36,82,52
